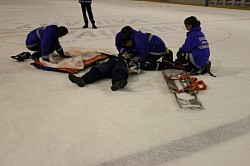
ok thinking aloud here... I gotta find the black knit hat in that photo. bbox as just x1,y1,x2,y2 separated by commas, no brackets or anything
58,26,68,37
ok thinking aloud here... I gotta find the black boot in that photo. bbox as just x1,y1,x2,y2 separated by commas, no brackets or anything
111,80,127,91
162,48,173,63
91,20,97,29
201,61,211,74
92,24,97,29
82,20,88,28
31,52,41,62
82,24,88,28
162,60,175,69
68,74,85,87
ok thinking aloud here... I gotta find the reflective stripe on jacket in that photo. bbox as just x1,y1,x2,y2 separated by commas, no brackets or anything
79,0,92,3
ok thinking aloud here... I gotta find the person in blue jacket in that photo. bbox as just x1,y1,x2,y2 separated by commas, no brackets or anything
115,26,174,71
176,16,211,74
25,25,69,62
79,0,97,29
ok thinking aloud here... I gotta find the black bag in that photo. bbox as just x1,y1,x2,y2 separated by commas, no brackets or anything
11,52,31,62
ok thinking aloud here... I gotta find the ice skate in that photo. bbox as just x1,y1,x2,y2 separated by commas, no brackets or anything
111,80,127,91
68,74,85,87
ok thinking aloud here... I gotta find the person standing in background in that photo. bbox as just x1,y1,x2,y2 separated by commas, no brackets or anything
79,0,97,29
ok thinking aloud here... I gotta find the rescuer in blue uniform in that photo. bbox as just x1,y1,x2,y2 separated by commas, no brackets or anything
115,26,174,71
25,25,68,62
176,16,211,74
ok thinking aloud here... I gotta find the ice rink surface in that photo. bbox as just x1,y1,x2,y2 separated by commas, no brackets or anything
1,0,250,165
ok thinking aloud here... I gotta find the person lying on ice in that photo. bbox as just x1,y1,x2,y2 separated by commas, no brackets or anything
25,25,69,62
68,54,141,91
175,16,211,75
115,26,174,71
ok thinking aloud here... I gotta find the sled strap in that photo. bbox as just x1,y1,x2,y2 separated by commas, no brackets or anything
83,54,108,67
207,71,217,77
179,75,207,91
186,80,207,91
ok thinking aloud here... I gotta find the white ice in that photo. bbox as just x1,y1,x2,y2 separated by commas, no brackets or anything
1,0,250,165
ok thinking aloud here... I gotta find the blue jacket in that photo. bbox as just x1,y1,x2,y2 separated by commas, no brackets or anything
26,25,64,59
115,29,166,61
180,26,210,67
79,0,92,3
